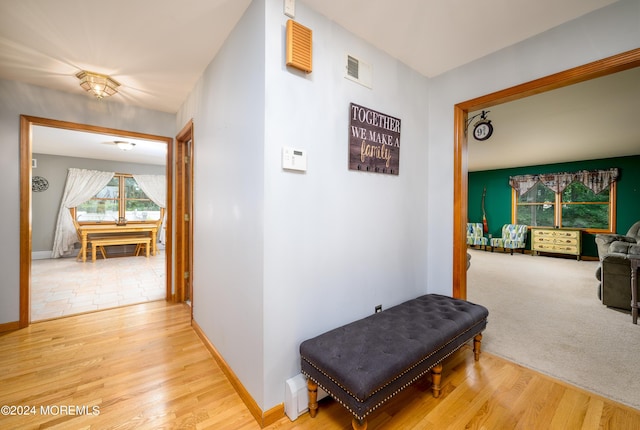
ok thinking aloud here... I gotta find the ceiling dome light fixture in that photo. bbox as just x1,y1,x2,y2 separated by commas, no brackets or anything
76,70,120,99
114,141,136,151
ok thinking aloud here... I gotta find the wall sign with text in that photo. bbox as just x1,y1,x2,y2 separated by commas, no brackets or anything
348,103,401,175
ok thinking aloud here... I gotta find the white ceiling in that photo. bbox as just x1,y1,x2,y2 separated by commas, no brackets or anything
32,126,167,166
468,66,640,171
300,0,618,78
0,0,253,114
0,0,617,113
2,0,636,170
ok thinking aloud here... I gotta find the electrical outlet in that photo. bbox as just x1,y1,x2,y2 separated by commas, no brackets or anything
375,305,382,313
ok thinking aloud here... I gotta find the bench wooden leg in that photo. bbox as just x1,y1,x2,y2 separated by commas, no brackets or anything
431,363,443,398
473,333,483,361
352,417,368,430
307,379,318,418
135,242,151,257
308,378,368,430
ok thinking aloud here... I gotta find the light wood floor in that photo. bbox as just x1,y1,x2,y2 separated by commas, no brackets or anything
1,302,639,430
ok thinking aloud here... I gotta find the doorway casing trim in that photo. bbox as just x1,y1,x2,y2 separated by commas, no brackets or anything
175,119,194,306
19,115,174,328
453,47,640,300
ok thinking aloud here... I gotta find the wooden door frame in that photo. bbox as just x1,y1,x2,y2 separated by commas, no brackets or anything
453,48,640,299
175,120,194,304
19,115,174,327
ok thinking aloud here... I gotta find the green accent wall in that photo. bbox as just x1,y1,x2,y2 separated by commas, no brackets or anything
468,155,640,258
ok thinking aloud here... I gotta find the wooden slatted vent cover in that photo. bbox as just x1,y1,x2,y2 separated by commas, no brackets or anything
286,19,312,73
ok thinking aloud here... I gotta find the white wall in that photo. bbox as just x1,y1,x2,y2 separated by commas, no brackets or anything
178,0,431,412
0,80,175,324
261,0,431,409
177,0,267,408
426,0,640,294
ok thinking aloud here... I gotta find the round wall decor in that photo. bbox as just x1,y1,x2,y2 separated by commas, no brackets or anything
473,120,493,141
32,176,49,192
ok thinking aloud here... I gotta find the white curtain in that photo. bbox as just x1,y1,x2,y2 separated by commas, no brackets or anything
51,168,115,258
133,174,167,243
132,174,166,207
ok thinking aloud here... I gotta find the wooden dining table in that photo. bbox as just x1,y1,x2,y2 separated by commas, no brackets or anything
78,223,159,263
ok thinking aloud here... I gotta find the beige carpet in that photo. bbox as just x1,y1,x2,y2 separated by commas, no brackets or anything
467,248,640,411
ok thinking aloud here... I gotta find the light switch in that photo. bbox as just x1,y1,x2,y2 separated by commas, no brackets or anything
284,0,295,18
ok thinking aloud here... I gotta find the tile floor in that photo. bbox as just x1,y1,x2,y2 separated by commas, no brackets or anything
31,251,166,321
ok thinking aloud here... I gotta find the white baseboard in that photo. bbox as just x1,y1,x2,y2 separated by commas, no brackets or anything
32,250,54,260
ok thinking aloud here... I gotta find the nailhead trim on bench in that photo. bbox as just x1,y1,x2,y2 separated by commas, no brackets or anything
303,319,483,403
300,294,489,423
304,347,464,421
302,323,483,421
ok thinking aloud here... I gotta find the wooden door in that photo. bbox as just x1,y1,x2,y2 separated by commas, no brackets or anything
176,121,194,304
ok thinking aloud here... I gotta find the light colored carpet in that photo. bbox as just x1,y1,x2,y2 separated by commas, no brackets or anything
467,248,640,411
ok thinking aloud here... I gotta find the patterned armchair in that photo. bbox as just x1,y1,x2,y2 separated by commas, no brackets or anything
490,224,528,254
467,223,488,249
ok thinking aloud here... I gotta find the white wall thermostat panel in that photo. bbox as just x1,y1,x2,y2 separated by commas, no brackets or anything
282,147,307,171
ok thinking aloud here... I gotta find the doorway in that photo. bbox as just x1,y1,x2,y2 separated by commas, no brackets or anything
452,48,640,300
19,115,173,327
175,120,194,306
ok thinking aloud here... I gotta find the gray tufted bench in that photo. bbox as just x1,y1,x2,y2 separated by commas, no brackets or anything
300,294,489,430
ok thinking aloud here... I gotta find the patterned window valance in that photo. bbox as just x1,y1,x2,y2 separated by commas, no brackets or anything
509,168,619,197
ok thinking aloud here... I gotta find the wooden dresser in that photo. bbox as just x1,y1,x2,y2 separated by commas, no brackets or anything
531,227,582,260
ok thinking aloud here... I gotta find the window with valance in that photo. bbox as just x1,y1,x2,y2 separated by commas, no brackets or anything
510,168,618,231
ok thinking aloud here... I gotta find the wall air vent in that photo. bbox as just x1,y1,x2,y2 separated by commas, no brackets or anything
345,54,372,88
286,20,313,73
347,55,359,79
